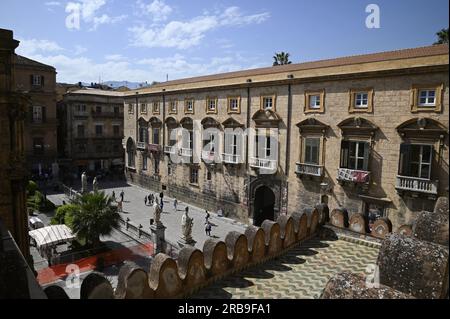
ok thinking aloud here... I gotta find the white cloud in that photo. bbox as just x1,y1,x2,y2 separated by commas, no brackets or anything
45,1,62,6
137,0,172,22
92,14,127,30
74,45,88,55
129,6,270,49
105,54,125,61
16,38,64,56
65,0,127,30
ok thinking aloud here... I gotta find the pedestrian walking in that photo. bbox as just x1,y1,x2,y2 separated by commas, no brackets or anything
159,191,164,202
112,191,116,200
120,190,124,202
149,193,154,205
144,196,147,206
205,210,210,222
117,200,123,212
205,221,212,237
160,199,164,211
174,198,178,211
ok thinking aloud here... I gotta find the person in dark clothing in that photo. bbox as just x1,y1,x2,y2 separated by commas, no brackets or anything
205,210,210,222
144,196,147,205
205,221,212,236
120,190,124,202
159,191,164,201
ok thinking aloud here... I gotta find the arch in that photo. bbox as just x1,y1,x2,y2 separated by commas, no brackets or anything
222,117,244,128
126,137,135,151
165,116,178,127
149,116,162,127
296,118,329,134
180,117,193,128
252,109,282,128
137,117,148,127
253,185,275,226
201,117,220,128
396,117,447,139
337,117,378,137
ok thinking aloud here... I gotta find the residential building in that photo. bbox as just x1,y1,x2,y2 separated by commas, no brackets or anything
61,89,125,179
122,45,448,231
14,54,58,177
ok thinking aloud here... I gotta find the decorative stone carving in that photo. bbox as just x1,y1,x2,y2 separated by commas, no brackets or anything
371,218,392,239
92,177,98,193
81,172,87,194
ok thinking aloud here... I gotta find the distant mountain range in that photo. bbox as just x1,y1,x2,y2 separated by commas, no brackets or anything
102,81,151,89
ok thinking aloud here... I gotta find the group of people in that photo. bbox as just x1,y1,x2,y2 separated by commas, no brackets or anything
111,190,125,212
145,191,165,210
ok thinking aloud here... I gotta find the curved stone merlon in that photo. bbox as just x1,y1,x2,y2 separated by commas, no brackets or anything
148,253,182,298
202,239,229,275
176,246,206,289
80,272,115,299
315,203,330,225
377,233,449,299
244,225,266,263
225,231,249,270
44,285,70,299
330,208,349,228
261,220,282,256
276,215,296,248
321,272,414,299
115,261,152,299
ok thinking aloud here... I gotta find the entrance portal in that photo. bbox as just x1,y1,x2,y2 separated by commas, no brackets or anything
253,186,275,226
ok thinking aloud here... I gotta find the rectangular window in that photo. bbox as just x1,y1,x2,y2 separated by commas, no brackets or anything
128,104,134,114
140,103,147,113
185,99,194,113
77,104,86,112
262,96,274,111
153,128,160,145
169,101,177,113
418,90,436,107
355,92,369,108
399,144,433,179
154,159,159,174
189,131,193,150
33,106,43,123
113,125,120,137
139,127,148,143
77,125,85,138
228,97,240,113
304,138,320,165
190,167,199,184
142,156,147,171
32,75,42,86
309,95,321,109
340,141,369,171
207,98,217,113
255,134,271,158
114,106,120,114
153,101,160,114
95,125,103,137
231,134,238,155
95,106,102,113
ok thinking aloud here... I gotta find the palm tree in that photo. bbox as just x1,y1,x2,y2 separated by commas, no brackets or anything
70,191,120,247
273,52,292,66
434,28,449,45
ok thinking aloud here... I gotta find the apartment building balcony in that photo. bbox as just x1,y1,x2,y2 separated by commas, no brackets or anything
249,157,277,170
295,163,323,177
164,145,177,154
148,143,161,153
395,175,438,197
180,148,193,157
91,111,124,118
337,168,371,184
202,150,217,162
29,118,58,127
222,153,240,165
136,142,147,150
73,112,89,118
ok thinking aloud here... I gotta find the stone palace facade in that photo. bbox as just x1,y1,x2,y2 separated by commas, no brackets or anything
122,44,449,231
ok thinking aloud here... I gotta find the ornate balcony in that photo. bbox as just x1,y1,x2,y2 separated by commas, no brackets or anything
222,153,240,164
295,163,323,177
396,175,438,196
164,145,177,154
180,148,193,157
202,150,217,162
148,143,161,152
337,168,371,184
249,157,277,170
136,142,147,150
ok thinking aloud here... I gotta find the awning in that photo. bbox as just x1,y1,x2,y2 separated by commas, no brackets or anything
29,225,76,249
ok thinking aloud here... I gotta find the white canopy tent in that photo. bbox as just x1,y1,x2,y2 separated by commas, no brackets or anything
29,224,76,252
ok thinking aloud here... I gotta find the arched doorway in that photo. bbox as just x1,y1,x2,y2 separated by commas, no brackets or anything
253,186,275,226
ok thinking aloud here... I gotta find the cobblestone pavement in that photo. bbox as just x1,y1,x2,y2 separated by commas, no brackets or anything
191,238,380,299
48,182,247,249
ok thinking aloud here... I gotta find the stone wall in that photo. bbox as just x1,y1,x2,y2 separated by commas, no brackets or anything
44,207,323,299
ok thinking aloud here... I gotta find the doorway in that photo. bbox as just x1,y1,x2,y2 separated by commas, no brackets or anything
253,186,275,226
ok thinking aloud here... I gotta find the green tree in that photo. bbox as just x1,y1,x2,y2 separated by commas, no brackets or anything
69,192,119,247
434,28,449,45
273,52,292,66
51,204,78,225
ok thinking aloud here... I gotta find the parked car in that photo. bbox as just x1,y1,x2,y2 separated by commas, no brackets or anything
29,216,45,230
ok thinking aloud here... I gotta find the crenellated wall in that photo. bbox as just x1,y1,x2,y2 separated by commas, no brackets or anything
44,206,323,299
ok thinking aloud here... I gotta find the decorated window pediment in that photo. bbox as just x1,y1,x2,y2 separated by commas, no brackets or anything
397,118,447,140
149,116,162,127
252,109,282,128
201,117,220,128
296,118,329,134
180,117,193,128
165,116,178,127
222,117,244,128
137,117,148,127
337,117,378,137
126,137,135,151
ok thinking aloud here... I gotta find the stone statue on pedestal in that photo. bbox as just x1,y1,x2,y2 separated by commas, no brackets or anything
181,210,194,241
92,177,98,193
81,171,87,194
152,198,162,226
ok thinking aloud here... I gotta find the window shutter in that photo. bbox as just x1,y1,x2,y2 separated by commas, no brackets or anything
41,76,45,87
340,141,349,168
363,142,370,171
398,144,411,176
224,133,232,155
42,106,46,123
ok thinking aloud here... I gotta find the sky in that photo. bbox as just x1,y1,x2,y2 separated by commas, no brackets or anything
0,0,448,84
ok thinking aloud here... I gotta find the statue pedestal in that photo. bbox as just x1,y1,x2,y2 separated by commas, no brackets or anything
177,236,196,248
150,223,166,255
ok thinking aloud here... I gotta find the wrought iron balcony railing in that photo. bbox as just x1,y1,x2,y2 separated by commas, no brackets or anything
295,163,323,177
395,175,438,195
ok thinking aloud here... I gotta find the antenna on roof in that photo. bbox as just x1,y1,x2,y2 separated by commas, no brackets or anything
166,74,168,82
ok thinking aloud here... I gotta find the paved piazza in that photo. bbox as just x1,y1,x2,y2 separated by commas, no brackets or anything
191,238,380,299
49,181,247,249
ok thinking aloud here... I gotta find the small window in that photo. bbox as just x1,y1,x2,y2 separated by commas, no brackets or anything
354,92,369,108
142,155,147,171
185,99,194,113
140,103,147,114
95,106,102,113
33,106,43,123
169,100,177,114
418,90,436,107
77,125,85,138
349,88,373,113
228,97,240,113
206,98,217,113
77,104,86,113
304,138,320,165
207,170,212,181
128,104,134,114
190,167,199,184
340,141,369,171
32,75,42,86
152,101,160,114
309,95,321,109
261,96,274,111
411,84,443,113
95,125,103,137
305,90,325,113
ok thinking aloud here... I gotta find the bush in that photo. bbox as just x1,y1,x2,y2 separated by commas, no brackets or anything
26,181,38,196
51,204,78,225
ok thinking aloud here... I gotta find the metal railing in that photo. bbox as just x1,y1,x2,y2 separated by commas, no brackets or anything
136,142,147,150
180,148,193,157
396,175,438,195
337,168,371,183
249,157,277,170
164,145,177,154
295,163,323,177
202,150,217,161
222,153,240,164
